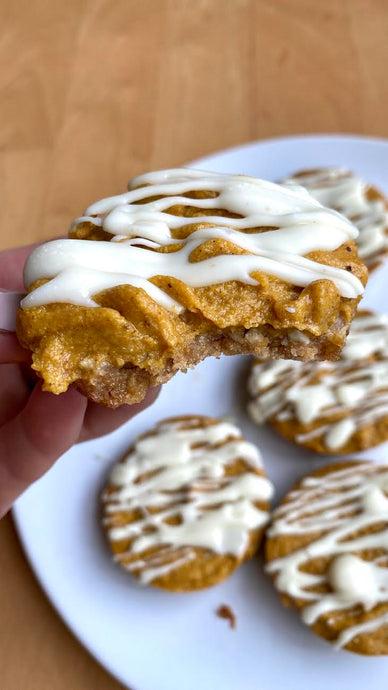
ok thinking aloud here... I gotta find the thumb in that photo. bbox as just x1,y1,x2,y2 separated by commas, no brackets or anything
0,384,87,516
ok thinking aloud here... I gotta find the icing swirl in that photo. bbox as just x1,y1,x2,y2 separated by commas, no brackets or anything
21,169,363,311
248,312,388,451
266,462,388,649
102,417,273,584
282,167,388,267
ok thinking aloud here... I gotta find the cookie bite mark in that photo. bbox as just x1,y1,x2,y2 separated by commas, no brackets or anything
282,167,388,271
265,460,388,655
248,310,388,455
102,416,273,591
17,169,367,407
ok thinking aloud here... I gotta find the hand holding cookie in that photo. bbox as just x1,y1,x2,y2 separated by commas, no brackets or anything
0,244,159,517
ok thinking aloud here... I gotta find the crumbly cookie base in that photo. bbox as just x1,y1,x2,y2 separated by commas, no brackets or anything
77,316,349,407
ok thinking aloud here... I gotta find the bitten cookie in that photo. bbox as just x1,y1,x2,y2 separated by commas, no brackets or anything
282,167,388,271
248,310,388,455
101,415,273,591
17,168,367,408
265,460,388,655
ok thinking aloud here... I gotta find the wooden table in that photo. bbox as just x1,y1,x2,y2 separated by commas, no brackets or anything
1,1,388,687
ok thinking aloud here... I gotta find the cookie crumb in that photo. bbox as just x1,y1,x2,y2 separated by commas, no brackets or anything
216,604,237,629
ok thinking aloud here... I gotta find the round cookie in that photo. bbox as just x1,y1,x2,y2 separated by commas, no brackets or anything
265,460,388,655
102,415,273,591
18,168,367,408
248,310,388,455
282,167,388,271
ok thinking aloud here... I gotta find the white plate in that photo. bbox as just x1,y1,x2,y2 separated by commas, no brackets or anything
13,135,388,690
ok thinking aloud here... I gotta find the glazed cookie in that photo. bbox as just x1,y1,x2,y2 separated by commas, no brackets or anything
248,310,388,455
101,416,273,591
282,167,388,271
17,168,367,407
265,460,388,655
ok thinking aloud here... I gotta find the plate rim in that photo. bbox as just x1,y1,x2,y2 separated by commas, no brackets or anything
188,132,388,168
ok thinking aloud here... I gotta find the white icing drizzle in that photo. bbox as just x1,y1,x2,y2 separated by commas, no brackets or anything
102,418,273,584
266,462,388,649
21,169,363,311
283,167,388,267
248,312,388,450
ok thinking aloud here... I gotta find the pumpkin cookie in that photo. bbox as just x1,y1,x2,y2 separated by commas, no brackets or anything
265,460,388,655
17,168,367,407
101,415,273,591
282,167,388,271
248,310,388,454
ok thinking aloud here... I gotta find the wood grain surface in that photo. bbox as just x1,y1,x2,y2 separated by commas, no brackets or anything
1,0,388,687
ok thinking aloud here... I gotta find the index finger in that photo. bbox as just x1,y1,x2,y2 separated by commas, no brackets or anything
0,242,42,291
0,292,31,362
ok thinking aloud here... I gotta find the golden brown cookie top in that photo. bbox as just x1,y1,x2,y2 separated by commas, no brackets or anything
265,460,388,653
102,415,273,587
248,310,388,453
20,169,366,336
282,167,388,270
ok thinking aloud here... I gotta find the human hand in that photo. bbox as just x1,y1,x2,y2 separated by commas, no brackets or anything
0,243,159,517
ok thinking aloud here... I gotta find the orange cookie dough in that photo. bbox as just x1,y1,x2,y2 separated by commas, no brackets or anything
17,169,367,408
101,416,273,591
248,310,388,455
265,460,388,655
282,167,388,271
